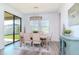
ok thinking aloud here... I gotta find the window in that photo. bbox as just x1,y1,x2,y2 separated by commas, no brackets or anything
40,20,49,33
30,19,49,33
30,20,40,31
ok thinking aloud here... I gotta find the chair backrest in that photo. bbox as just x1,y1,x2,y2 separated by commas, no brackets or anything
20,32,25,43
39,31,43,35
20,32,24,37
23,33,30,41
32,33,40,42
47,33,52,41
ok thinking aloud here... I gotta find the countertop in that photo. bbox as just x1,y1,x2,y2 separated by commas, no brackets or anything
61,35,79,41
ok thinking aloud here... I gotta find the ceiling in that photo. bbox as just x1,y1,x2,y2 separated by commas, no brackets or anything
7,3,63,14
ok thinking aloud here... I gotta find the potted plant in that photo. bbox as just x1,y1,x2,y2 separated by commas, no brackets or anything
33,30,38,33
63,29,72,36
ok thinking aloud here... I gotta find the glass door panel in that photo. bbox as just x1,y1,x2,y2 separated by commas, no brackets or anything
14,16,21,41
4,12,13,45
4,11,22,45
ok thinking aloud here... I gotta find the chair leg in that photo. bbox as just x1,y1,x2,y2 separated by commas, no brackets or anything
20,41,25,47
20,42,22,47
31,41,33,46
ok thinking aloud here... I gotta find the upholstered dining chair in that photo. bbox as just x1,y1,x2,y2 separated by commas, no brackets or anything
45,33,52,50
20,32,32,47
40,33,48,48
32,33,41,45
23,33,32,46
20,32,25,47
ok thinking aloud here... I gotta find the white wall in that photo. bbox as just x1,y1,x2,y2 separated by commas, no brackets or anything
60,3,74,35
70,11,79,37
0,4,5,49
0,4,24,49
60,3,79,37
24,12,60,41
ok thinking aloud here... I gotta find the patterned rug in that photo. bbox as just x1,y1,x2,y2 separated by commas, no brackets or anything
16,44,52,55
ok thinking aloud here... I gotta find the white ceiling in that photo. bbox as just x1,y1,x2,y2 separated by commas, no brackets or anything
7,3,63,14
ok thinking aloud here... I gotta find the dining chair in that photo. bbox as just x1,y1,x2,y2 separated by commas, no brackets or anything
40,33,48,48
19,32,25,47
23,33,32,46
32,33,41,45
45,33,53,50
20,32,32,47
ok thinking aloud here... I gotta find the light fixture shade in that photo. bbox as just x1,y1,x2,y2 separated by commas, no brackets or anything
30,16,42,20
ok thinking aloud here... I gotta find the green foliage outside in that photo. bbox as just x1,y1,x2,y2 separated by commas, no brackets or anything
5,34,20,40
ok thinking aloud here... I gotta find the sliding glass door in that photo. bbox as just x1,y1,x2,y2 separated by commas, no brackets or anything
14,16,21,42
4,12,14,45
4,11,22,45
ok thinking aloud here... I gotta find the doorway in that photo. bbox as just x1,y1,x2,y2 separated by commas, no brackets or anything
4,11,22,45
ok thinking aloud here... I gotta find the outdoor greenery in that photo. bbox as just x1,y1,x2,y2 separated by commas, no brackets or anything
5,34,20,40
